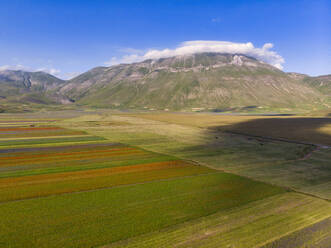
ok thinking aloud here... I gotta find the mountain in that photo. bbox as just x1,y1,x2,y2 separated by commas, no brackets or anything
59,53,329,112
0,70,70,112
0,70,65,90
302,75,331,97
0,53,330,113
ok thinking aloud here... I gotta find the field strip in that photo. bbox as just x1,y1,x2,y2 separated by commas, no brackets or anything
0,142,124,155
0,136,108,149
195,154,331,202
0,126,64,131
0,140,115,153
0,171,218,204
103,193,331,248
0,150,147,167
0,154,174,179
0,160,193,186
0,119,57,121
124,139,331,201
0,147,137,161
0,134,95,141
0,122,56,126
260,217,331,248
0,172,283,248
0,164,213,202
0,140,111,150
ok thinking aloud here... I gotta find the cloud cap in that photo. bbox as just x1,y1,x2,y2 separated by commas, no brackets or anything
106,40,285,70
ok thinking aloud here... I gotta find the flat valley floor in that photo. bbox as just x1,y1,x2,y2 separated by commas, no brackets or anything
0,110,330,247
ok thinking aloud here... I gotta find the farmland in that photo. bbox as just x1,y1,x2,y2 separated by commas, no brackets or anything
0,122,213,203
0,111,330,247
62,112,331,200
106,193,331,248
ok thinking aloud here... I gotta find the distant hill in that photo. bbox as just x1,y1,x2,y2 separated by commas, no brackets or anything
0,70,65,90
59,53,329,112
0,70,70,112
302,75,331,96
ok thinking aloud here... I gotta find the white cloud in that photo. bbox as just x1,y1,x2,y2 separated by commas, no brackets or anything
0,64,61,76
105,40,285,69
0,64,28,71
36,67,61,76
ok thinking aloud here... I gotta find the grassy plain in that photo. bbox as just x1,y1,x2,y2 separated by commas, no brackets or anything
0,123,212,203
62,112,331,200
123,113,331,146
0,172,284,248
106,193,331,248
262,216,331,248
0,161,213,202
0,111,330,248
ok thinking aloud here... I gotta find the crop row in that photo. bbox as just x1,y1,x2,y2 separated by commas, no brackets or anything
0,160,193,187
0,146,137,161
0,135,106,147
0,149,148,167
0,141,121,155
0,126,63,131
0,161,212,202
0,172,285,248
106,193,331,248
0,129,87,138
0,154,176,178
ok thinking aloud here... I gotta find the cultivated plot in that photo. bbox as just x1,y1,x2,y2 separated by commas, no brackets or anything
0,114,330,248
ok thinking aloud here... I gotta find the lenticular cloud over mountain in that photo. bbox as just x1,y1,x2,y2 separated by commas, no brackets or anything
106,40,285,69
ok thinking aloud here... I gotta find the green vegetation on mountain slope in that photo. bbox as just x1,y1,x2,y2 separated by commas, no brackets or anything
0,70,70,112
1,53,331,113
60,53,329,112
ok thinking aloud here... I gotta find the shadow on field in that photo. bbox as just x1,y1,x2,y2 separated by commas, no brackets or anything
214,117,331,147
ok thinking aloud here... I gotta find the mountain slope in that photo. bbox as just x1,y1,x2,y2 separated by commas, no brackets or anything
60,53,328,112
302,75,331,96
0,70,70,112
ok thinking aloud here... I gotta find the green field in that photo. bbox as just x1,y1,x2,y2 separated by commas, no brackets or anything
0,172,286,248
262,216,331,248
72,113,330,200
0,111,330,247
106,193,331,248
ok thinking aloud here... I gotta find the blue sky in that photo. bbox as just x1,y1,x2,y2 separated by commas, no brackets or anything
0,0,330,79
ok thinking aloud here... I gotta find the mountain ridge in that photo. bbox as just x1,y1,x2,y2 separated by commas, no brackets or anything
0,70,70,112
59,53,330,112
0,53,330,113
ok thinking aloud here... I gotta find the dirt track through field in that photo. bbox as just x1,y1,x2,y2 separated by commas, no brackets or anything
225,130,331,160
224,130,330,147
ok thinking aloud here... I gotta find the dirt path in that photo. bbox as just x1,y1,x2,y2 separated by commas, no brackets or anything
225,130,330,147
299,146,320,160
225,130,330,161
